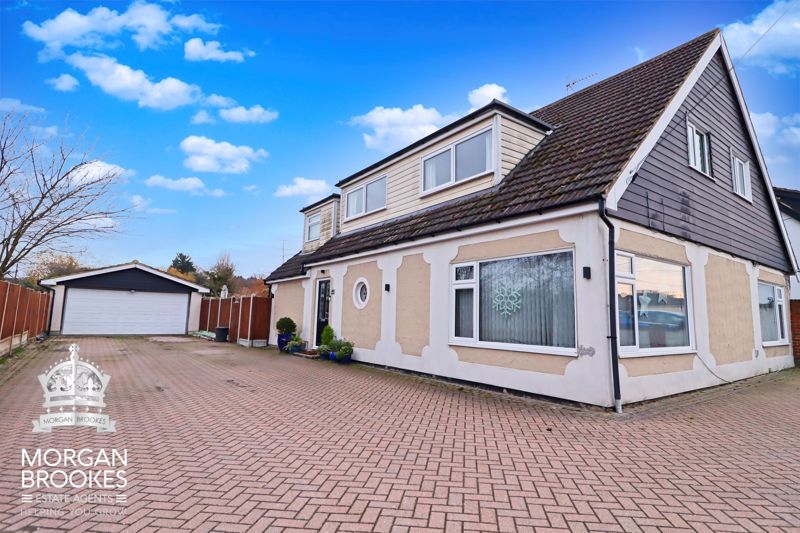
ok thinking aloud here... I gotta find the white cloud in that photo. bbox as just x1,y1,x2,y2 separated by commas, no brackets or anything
131,194,175,214
184,38,254,63
351,84,510,151
191,110,215,124
722,0,800,75
70,160,132,184
66,53,201,110
145,174,225,197
179,135,268,174
243,184,259,194
204,93,236,107
0,97,45,113
31,125,58,137
22,1,221,60
274,177,331,199
219,105,278,124
468,83,509,109
46,73,79,91
350,104,445,152
633,46,648,63
750,110,800,186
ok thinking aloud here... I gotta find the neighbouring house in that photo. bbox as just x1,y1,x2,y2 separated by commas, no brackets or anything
266,30,796,409
42,261,209,335
773,186,800,360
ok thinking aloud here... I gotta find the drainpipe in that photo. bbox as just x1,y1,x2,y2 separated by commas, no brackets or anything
598,198,623,414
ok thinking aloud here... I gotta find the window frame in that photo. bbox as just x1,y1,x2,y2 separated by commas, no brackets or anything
353,277,370,310
420,126,495,197
615,251,696,358
758,281,788,346
344,175,387,221
686,120,712,178
730,148,752,202
305,212,321,242
448,249,578,357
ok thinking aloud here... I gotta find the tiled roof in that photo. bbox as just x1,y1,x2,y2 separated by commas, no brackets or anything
266,29,719,282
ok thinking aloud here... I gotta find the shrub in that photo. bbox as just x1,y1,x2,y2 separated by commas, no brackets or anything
317,344,330,356
335,341,354,361
320,325,335,346
276,317,296,334
328,338,343,353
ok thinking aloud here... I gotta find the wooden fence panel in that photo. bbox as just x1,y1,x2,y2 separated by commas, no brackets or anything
218,298,232,328
251,297,270,341
2,283,20,339
199,299,209,331
229,299,240,342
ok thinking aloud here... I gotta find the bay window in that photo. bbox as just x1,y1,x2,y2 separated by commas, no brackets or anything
616,252,692,355
423,128,493,193
345,175,386,219
758,282,787,345
451,251,576,353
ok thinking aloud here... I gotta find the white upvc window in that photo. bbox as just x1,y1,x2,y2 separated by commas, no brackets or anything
422,128,493,194
345,175,387,220
615,252,694,357
687,120,712,176
305,213,321,242
758,282,788,345
730,150,752,201
449,250,576,356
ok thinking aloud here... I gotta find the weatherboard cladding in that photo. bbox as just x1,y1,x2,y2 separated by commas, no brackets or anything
266,30,720,282
614,51,792,273
59,268,195,293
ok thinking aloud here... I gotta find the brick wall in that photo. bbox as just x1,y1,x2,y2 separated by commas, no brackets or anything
791,300,800,362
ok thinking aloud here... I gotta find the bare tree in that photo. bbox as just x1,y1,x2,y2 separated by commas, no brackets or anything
0,112,128,277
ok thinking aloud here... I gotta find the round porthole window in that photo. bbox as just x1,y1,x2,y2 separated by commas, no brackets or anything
353,278,369,309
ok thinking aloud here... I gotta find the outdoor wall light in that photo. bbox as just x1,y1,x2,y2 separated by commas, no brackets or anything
582,267,591,279
384,284,391,292
129,289,136,293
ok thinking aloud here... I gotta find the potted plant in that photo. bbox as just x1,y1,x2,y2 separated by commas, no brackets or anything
320,325,335,346
286,335,304,353
335,341,354,364
276,317,296,351
328,338,343,361
316,344,330,358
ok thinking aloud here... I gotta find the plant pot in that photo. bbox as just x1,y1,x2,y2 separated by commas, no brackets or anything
329,352,336,361
289,345,301,353
335,354,352,364
277,333,293,350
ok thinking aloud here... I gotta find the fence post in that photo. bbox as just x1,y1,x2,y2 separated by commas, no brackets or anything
248,295,254,346
237,297,243,344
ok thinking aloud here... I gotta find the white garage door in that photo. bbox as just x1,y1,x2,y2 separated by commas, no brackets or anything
62,288,189,335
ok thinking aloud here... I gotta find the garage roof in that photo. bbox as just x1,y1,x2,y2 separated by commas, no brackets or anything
41,261,210,293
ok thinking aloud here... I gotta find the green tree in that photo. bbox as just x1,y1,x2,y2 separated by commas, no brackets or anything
207,253,236,296
170,252,196,274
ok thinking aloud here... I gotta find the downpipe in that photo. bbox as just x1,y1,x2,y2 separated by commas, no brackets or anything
598,198,623,414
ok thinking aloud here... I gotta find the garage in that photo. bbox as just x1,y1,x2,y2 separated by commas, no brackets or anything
42,261,209,335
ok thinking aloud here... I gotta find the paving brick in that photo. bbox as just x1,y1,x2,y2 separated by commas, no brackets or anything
0,337,797,532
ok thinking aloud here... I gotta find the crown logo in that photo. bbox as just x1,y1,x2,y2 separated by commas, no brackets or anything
32,344,117,433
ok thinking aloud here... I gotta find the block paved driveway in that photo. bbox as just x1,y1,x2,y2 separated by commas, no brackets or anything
0,337,799,532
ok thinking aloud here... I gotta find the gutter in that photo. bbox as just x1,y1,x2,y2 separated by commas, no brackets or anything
598,198,623,414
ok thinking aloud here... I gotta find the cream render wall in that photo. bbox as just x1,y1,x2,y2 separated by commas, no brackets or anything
278,211,793,407
187,292,202,333
339,112,546,233
48,285,66,333
271,279,306,339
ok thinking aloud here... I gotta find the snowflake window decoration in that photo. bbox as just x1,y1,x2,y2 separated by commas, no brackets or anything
492,277,522,317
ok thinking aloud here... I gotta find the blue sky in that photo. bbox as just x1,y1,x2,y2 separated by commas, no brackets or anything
1,1,798,276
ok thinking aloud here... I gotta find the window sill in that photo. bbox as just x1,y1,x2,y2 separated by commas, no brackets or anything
420,170,493,199
762,340,789,347
733,191,753,204
449,339,577,357
619,348,696,358
343,206,387,224
689,166,714,181
304,237,320,244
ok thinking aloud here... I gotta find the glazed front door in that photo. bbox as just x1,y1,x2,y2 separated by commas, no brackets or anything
315,279,330,346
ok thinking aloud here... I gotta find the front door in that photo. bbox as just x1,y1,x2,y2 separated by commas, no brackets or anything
315,279,331,346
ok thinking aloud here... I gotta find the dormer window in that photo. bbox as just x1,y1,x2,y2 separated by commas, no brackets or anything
422,128,493,193
306,213,320,242
345,175,387,220
687,120,711,176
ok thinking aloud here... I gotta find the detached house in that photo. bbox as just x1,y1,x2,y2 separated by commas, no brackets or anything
266,30,796,409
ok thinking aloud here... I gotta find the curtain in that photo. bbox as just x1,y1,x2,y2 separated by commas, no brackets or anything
478,252,575,348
